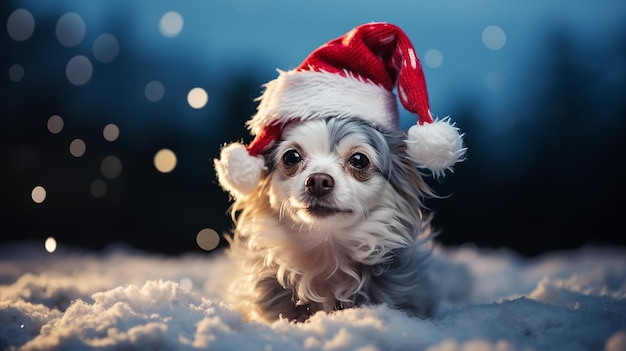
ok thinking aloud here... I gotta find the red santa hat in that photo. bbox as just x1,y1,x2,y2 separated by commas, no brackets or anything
215,22,466,199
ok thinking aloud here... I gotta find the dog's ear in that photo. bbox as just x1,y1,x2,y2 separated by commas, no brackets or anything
214,142,266,200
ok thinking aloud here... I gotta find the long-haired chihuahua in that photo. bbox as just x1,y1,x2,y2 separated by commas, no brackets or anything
224,117,438,322
213,22,465,322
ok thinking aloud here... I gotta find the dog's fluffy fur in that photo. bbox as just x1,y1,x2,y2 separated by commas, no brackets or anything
222,117,438,322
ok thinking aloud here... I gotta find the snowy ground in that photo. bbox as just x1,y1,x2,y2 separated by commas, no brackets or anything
1,241,625,351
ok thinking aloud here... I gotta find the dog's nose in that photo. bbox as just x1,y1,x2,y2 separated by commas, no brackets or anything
304,173,334,197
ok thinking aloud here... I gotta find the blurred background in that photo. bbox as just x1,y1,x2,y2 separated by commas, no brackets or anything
2,0,625,257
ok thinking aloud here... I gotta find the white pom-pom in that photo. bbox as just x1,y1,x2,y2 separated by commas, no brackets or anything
406,118,466,177
213,142,266,199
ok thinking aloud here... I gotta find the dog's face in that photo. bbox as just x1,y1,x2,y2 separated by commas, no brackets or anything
265,117,397,229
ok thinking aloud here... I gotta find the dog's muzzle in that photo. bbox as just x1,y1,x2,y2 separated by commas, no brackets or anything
301,172,352,217
304,173,334,198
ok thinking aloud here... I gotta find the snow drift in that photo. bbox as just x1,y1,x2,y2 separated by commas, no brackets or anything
1,242,625,351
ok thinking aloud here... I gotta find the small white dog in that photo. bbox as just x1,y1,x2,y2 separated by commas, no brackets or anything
223,117,437,322
213,22,465,322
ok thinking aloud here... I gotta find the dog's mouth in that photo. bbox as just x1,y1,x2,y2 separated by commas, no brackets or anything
304,205,352,217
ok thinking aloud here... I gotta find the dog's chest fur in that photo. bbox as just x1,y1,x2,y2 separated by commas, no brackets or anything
240,207,365,309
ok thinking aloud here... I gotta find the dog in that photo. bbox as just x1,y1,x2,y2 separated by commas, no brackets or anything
221,116,438,322
213,22,465,323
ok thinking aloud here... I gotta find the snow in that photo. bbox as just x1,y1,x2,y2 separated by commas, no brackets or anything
1,242,625,351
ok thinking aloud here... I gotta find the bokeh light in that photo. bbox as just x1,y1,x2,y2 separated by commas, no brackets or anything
196,228,220,251
179,278,193,290
69,139,86,157
31,185,46,204
90,179,107,198
66,55,93,86
47,115,64,134
424,49,443,69
8,64,25,82
103,124,119,141
7,9,35,42
159,11,184,38
154,149,177,173
482,25,506,50
145,81,165,102
101,156,122,179
187,87,208,109
44,237,57,253
56,12,86,47
93,33,120,63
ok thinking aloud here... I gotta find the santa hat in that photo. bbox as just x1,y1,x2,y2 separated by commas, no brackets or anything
215,22,466,199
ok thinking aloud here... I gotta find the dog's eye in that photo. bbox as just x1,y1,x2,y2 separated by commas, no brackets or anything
282,149,302,167
349,153,369,169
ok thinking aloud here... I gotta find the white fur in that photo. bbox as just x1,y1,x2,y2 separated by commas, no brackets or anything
246,69,399,135
221,118,437,322
214,143,266,200
406,118,466,177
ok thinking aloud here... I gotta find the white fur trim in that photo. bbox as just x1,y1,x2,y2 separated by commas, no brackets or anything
247,69,399,135
406,118,466,177
214,142,265,199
